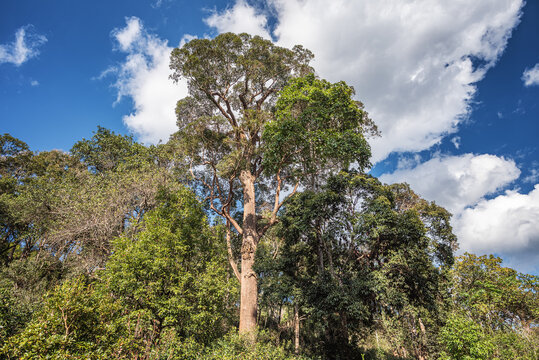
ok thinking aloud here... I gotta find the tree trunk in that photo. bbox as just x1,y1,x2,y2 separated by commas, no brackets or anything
239,170,258,334
294,302,300,354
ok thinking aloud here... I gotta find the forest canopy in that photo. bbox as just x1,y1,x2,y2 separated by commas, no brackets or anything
0,33,537,360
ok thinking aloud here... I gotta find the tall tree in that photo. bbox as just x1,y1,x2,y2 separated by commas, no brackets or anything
169,33,375,333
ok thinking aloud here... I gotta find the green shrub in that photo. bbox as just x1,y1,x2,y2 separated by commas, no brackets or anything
201,331,305,360
439,315,494,360
1,276,120,359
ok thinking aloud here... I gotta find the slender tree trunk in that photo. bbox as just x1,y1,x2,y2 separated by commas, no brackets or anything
294,302,300,354
239,170,258,334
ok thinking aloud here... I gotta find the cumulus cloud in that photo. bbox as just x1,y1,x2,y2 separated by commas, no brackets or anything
379,153,520,214
522,63,539,86
204,0,271,39
112,17,143,51
454,185,539,273
104,17,188,144
205,0,523,162
0,25,47,66
379,153,539,272
104,1,523,156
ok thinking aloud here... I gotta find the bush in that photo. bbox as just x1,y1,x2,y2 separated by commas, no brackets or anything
1,276,121,359
201,331,305,360
439,315,493,360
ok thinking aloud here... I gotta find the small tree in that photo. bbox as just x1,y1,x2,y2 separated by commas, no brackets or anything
170,33,375,333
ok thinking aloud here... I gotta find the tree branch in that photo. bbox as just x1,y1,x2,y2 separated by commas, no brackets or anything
260,176,300,236
226,225,241,282
206,90,237,128
191,160,243,235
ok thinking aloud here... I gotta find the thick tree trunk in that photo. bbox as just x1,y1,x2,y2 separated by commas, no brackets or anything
239,170,258,334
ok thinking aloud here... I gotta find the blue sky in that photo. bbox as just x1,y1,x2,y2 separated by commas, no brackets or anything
1,0,538,273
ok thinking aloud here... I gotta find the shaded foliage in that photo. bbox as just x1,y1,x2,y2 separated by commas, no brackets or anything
257,171,456,359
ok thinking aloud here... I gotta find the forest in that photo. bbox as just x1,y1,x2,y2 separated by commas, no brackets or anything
0,33,537,360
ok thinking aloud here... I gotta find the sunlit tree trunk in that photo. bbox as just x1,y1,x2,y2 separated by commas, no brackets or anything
239,170,258,334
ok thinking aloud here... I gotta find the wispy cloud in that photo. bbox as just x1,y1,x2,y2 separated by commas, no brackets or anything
451,136,461,149
522,63,539,86
0,25,47,66
523,166,539,184
151,0,170,9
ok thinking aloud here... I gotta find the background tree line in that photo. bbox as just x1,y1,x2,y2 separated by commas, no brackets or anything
0,33,537,359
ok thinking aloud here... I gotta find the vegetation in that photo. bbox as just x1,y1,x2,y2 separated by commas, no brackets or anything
0,33,537,359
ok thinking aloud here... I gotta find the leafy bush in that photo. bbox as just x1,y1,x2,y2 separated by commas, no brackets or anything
439,315,494,360
1,276,121,359
201,331,305,360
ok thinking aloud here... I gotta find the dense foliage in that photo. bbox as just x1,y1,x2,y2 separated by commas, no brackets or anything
0,33,537,359
256,172,456,359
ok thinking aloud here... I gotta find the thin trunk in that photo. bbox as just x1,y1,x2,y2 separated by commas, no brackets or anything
239,170,258,335
294,302,300,354
340,311,349,344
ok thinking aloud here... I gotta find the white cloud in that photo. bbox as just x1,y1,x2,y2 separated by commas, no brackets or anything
523,167,539,184
105,17,188,144
111,17,142,52
102,1,523,156
204,0,271,39
454,185,539,273
152,0,165,8
379,153,520,214
30,80,39,86
0,25,47,66
522,63,539,86
379,153,539,272
451,136,461,149
205,0,523,162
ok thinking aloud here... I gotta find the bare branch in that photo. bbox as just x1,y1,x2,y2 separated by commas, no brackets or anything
222,209,243,235
206,90,237,128
261,177,300,236
255,79,278,110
